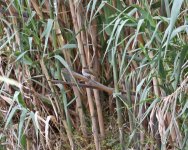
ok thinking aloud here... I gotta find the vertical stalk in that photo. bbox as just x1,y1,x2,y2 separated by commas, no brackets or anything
40,59,74,149
68,0,100,149
86,88,100,149
72,87,87,137
52,3,73,134
90,19,105,139
112,48,125,149
149,51,161,149
54,19,87,137
92,76,105,139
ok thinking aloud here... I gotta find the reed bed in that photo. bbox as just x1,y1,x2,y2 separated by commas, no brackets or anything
0,0,187,149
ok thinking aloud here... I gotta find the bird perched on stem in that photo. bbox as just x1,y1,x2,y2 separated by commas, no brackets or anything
82,67,96,78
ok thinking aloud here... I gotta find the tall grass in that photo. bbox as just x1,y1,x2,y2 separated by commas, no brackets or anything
0,0,187,149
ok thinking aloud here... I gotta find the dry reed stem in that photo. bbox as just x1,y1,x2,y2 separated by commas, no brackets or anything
68,0,100,149
89,19,105,139
40,59,75,149
54,12,87,136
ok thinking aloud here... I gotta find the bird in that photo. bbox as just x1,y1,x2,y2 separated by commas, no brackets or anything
82,67,95,78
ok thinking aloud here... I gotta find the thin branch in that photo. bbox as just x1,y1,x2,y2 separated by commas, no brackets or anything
51,80,104,89
59,68,135,95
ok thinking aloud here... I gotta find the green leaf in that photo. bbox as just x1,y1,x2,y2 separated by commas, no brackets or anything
62,87,72,132
158,59,166,81
16,92,27,108
162,0,184,57
0,32,16,50
5,106,19,129
30,112,39,141
42,19,54,54
132,19,144,48
23,55,33,66
62,44,77,49
173,45,188,88
0,76,22,89
14,51,29,62
170,25,188,40
136,78,146,93
21,134,27,149
18,108,27,146
54,55,76,81
139,98,160,124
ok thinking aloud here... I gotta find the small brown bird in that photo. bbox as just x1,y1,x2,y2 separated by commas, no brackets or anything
82,67,95,78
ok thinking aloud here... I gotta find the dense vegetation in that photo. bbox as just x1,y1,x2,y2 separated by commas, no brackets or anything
0,0,188,149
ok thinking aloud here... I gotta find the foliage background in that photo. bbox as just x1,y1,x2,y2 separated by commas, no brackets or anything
0,0,188,149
